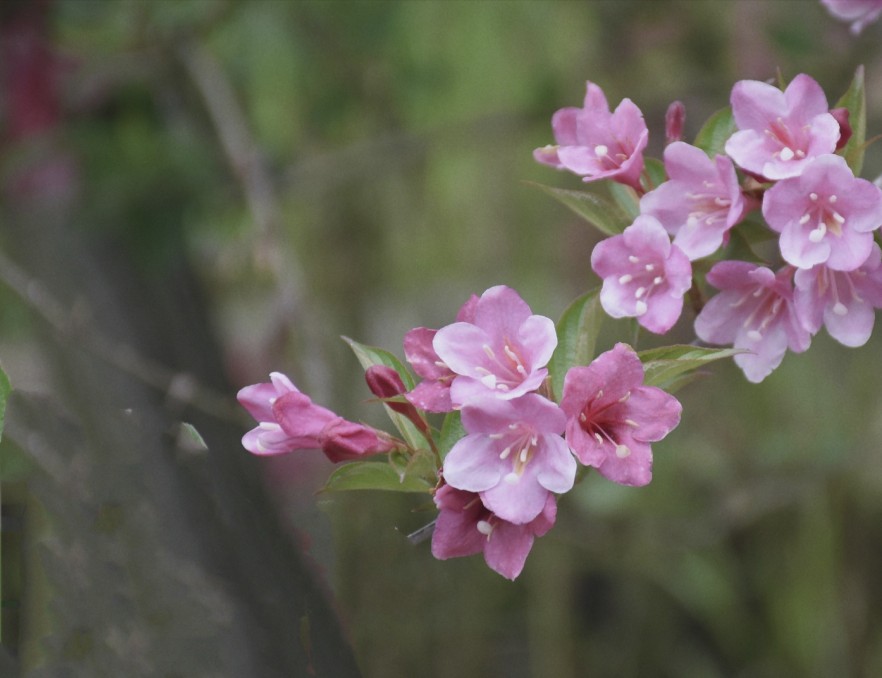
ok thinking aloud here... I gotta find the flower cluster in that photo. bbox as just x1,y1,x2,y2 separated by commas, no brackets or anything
239,286,682,579
536,72,882,382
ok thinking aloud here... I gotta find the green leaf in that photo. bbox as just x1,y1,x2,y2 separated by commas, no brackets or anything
0,362,11,444
835,65,866,175
693,107,735,158
549,289,603,401
321,460,434,493
526,181,631,236
606,182,640,220
637,345,742,389
437,410,465,461
641,156,667,192
342,337,426,451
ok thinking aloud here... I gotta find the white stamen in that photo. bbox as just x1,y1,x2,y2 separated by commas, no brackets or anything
832,211,845,224
595,144,609,157
619,274,633,284
488,433,505,440
810,192,819,201
833,302,848,316
434,360,448,368
625,419,639,428
635,286,646,299
635,300,648,315
799,214,811,225
619,391,631,403
594,433,604,445
809,224,826,243
714,197,731,207
615,444,631,458
519,447,529,463
504,472,520,485
796,150,805,158
829,194,837,203
480,374,497,389
747,329,763,341
645,264,655,272
482,344,496,360
499,445,512,460
779,147,795,161
259,422,282,432
268,397,278,405
628,255,639,264
477,520,494,536
653,276,663,285
579,412,587,422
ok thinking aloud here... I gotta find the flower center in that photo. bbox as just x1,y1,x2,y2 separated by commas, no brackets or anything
577,390,638,459
497,422,539,480
474,340,529,392
799,192,845,242
765,117,807,162
618,255,666,316
734,286,785,342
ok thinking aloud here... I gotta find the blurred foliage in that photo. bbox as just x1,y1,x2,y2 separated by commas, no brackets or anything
4,0,882,676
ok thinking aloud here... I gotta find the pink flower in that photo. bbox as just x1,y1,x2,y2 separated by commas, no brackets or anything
533,81,649,191
794,243,882,346
442,394,575,525
725,74,840,180
640,142,750,260
591,215,692,334
431,484,556,580
559,344,681,487
762,154,882,271
238,372,395,463
433,286,557,406
821,0,882,33
695,262,811,382
403,295,478,412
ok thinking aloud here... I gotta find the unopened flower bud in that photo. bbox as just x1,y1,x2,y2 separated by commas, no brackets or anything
665,100,686,145
320,419,395,463
365,364,431,436
829,107,852,151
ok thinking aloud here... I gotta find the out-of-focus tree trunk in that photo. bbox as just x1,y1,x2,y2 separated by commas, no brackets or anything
0,2,360,675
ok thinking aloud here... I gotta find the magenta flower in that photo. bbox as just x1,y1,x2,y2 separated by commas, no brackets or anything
695,262,811,382
762,154,882,271
725,74,840,180
403,295,478,413
431,484,556,580
533,81,649,190
640,142,750,260
433,286,557,406
442,394,575,525
238,372,395,463
821,0,882,33
591,215,692,334
559,344,681,487
794,243,882,347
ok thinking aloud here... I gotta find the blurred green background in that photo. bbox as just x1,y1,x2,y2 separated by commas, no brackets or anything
3,1,882,676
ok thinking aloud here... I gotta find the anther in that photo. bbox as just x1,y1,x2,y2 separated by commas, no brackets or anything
635,300,648,315
477,520,494,537
595,144,609,157
779,147,795,161
619,274,633,284
615,444,631,458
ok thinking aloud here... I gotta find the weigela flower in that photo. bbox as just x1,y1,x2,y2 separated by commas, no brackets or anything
442,394,575,525
821,0,882,34
762,154,882,271
433,286,557,406
431,484,556,581
238,372,395,463
695,262,811,383
559,343,682,487
640,141,750,260
591,215,692,334
725,74,840,180
533,81,649,190
794,243,882,347
403,295,478,412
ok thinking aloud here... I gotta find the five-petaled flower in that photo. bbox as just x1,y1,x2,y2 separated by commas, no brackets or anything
695,262,811,383
533,80,649,191
433,285,557,406
725,73,840,180
591,215,692,334
431,484,557,581
442,394,576,525
559,344,682,487
762,153,882,271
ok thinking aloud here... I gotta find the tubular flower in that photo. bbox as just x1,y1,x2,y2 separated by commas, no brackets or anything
640,142,750,260
433,286,557,406
695,262,811,383
762,153,882,271
559,344,682,487
533,81,649,191
431,484,557,581
442,394,575,525
591,215,692,334
238,372,395,463
794,243,882,347
725,74,840,180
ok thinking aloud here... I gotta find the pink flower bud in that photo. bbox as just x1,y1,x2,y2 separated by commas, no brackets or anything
320,419,395,464
829,107,852,150
664,101,686,144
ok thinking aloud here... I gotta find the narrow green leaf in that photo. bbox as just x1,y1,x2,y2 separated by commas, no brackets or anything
641,156,667,192
835,65,866,175
321,460,434,493
437,411,465,461
637,345,742,389
606,182,640,220
549,289,603,401
341,337,425,450
177,422,208,451
0,362,11,444
526,181,630,236
693,107,735,158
